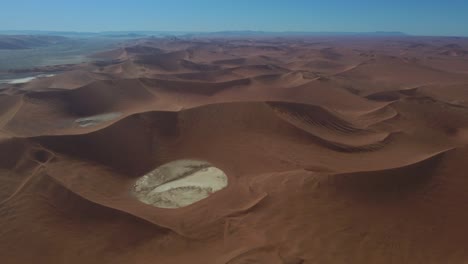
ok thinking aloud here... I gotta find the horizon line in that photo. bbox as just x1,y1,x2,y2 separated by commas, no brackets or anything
1,30,468,38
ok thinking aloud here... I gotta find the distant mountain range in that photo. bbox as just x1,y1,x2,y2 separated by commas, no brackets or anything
0,30,410,50
183,31,408,38
0,30,409,39
0,35,69,49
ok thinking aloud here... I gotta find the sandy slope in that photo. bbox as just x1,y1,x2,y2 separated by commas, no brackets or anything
1,36,468,263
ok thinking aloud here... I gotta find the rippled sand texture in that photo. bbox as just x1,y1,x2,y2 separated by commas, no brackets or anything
1,36,468,263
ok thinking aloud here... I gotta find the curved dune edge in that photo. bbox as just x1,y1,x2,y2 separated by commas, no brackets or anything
3,143,468,263
268,102,394,148
33,145,455,238
2,87,388,136
26,98,462,175
43,156,267,239
23,102,462,183
2,99,391,138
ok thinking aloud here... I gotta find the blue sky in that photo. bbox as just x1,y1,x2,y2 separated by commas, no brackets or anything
1,0,467,36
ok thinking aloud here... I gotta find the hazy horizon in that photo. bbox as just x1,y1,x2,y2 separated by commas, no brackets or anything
1,0,468,37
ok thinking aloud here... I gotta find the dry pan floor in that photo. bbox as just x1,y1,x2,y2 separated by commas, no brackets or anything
133,160,228,208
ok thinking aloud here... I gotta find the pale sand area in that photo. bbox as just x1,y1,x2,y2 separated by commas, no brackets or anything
0,74,55,84
133,160,228,208
74,112,122,127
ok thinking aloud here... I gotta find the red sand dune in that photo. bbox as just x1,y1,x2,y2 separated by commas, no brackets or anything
1,36,468,263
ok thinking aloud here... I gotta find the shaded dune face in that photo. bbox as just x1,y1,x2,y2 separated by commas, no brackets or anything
1,37,468,263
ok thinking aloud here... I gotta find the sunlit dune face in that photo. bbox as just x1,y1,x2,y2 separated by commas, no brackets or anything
133,160,228,208
74,112,122,127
